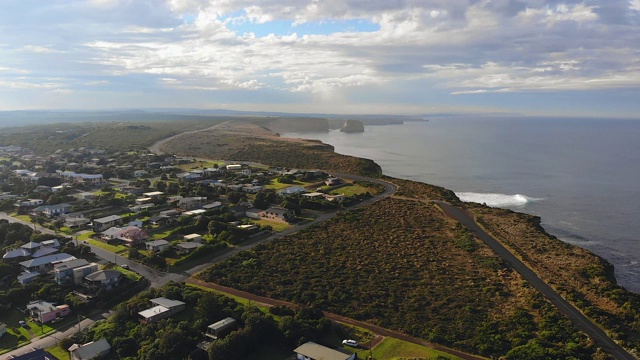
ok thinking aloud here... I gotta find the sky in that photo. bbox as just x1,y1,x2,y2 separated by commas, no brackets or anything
1,0,639,117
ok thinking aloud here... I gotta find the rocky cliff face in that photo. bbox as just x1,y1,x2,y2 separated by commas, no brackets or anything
340,119,365,133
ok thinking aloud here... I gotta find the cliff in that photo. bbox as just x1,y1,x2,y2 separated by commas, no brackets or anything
339,119,365,133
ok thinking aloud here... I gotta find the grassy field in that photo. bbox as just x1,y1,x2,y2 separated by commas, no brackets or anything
85,239,127,254
330,183,371,196
250,219,293,232
355,337,465,360
264,181,304,190
175,160,223,171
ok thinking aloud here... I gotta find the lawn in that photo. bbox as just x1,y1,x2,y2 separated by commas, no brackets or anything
148,229,172,240
116,266,142,281
75,231,94,240
0,309,55,353
85,239,127,254
330,183,371,197
354,337,464,360
46,344,71,359
250,219,293,232
176,160,222,171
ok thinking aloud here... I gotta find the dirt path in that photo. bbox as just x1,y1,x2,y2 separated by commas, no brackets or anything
185,278,483,360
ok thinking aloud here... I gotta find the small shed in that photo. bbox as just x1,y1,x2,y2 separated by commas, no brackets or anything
206,317,238,339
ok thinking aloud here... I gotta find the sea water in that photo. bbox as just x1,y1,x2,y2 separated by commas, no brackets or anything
282,117,640,293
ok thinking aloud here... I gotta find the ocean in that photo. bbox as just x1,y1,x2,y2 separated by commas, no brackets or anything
282,117,640,293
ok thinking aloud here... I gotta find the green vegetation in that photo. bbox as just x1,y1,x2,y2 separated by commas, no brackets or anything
45,344,71,360
197,197,598,358
250,219,292,232
160,121,382,177
84,239,127,254
329,183,371,197
360,337,463,360
0,119,225,154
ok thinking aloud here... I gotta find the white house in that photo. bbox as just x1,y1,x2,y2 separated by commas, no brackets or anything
183,234,202,243
146,239,170,252
138,297,185,323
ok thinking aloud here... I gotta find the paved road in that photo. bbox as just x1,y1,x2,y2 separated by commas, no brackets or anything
435,201,637,360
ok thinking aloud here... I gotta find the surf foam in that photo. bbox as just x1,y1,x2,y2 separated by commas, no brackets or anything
456,192,542,207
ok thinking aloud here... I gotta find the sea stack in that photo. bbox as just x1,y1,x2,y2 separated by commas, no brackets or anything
340,119,365,133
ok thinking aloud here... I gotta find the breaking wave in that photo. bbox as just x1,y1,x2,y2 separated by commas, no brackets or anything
456,192,543,207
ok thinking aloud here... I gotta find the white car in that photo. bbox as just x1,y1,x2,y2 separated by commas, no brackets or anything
342,339,358,348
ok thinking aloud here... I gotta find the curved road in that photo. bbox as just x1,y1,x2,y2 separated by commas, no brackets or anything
435,201,637,360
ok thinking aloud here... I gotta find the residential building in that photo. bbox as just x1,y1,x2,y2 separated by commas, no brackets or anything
146,239,170,252
3,239,60,260
178,196,208,210
138,297,186,323
92,215,123,232
68,338,111,360
293,342,356,360
27,300,71,323
19,253,76,273
84,270,123,291
15,199,44,207
62,213,90,228
226,164,242,171
101,226,148,246
183,234,202,243
174,242,203,255
59,172,105,186
260,207,295,223
142,191,164,198
33,203,72,217
54,259,90,286
205,317,238,339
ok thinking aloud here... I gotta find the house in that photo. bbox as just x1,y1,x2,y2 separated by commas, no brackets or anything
302,192,325,199
54,259,90,285
133,170,148,177
226,164,242,171
260,207,295,223
53,261,99,286
183,234,202,243
278,186,307,195
178,196,208,210
177,172,201,181
138,297,185,323
142,191,164,198
293,342,356,360
237,224,258,232
92,215,123,232
119,186,143,195
183,209,206,217
240,169,252,176
102,226,148,246
129,203,155,212
62,213,90,228
242,185,263,193
5,348,60,360
206,317,238,339
27,300,71,323
0,322,6,337
229,205,248,217
174,242,203,255
68,338,111,360
15,199,44,208
19,253,76,273
203,167,220,175
34,203,72,217
84,270,123,291
75,192,96,200
135,197,153,205
59,172,105,186
325,177,342,186
160,209,181,217
323,194,346,202
3,239,60,260
201,201,222,210
245,208,263,219
146,239,170,252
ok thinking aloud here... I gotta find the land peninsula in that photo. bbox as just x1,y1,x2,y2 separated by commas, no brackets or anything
0,115,638,359
155,118,640,359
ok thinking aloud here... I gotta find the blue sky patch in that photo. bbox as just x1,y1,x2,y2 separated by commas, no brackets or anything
222,11,379,37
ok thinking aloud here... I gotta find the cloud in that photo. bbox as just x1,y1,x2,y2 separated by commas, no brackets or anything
0,0,639,115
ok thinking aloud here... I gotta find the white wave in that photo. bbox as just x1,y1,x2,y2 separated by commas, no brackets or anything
456,192,543,207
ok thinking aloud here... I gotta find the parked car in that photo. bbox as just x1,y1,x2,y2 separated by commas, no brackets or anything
342,339,358,348
19,320,28,328
121,264,129,269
